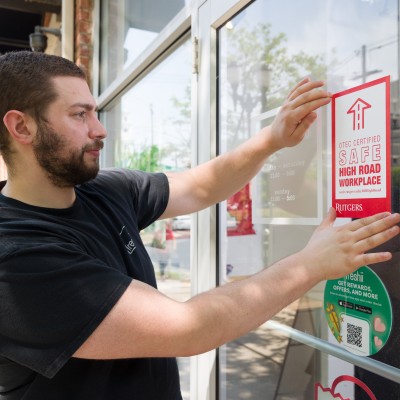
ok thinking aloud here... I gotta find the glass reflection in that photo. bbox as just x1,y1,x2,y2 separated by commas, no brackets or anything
221,327,398,399
102,39,191,284
100,39,192,399
100,0,188,91
218,0,398,398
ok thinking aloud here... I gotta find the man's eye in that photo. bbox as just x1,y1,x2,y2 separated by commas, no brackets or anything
76,111,86,119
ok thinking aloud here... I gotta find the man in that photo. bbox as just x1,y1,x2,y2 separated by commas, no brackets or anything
0,51,398,399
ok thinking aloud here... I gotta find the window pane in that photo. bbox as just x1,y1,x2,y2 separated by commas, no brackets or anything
218,0,399,398
100,38,192,399
220,327,397,399
100,0,188,91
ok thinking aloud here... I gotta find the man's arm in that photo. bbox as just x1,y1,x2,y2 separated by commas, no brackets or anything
73,209,400,360
160,78,331,219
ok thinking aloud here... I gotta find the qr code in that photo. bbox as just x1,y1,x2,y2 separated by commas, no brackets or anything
347,323,362,347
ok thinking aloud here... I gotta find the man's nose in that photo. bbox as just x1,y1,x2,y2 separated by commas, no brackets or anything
89,116,107,139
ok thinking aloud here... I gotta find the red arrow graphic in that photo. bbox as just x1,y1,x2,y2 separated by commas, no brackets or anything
347,98,372,131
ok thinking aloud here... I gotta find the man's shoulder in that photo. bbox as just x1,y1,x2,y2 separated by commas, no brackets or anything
84,168,141,188
82,168,168,195
94,168,163,182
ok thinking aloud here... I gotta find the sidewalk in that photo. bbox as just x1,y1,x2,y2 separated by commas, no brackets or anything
156,278,312,399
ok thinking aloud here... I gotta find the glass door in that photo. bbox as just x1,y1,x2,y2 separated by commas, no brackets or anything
208,0,400,398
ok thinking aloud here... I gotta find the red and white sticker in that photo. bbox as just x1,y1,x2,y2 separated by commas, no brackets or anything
332,76,391,218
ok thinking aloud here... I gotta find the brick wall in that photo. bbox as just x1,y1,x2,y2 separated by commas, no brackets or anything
75,0,94,88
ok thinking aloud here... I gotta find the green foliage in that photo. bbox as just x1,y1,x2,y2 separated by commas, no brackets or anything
224,22,328,148
227,22,327,95
126,144,161,172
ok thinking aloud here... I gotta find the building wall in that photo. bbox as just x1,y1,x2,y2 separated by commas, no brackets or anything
75,0,95,88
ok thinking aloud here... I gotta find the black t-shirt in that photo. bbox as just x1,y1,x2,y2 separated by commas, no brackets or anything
0,169,182,399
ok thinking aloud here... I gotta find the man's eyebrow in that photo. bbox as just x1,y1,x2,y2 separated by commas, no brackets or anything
69,103,98,112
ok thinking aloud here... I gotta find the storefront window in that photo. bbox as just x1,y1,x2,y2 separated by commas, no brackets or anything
221,326,394,399
100,38,192,399
99,0,189,91
218,0,399,398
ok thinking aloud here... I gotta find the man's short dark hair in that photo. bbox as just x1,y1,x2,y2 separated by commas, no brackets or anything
0,51,86,164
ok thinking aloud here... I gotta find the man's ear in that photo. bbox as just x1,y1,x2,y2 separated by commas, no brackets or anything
3,110,37,145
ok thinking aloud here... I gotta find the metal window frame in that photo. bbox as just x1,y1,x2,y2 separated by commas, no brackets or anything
95,2,193,110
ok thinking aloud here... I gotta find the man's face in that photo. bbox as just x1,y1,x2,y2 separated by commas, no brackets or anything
33,120,104,187
32,76,107,187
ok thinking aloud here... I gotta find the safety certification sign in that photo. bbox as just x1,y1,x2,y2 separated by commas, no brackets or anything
332,76,391,218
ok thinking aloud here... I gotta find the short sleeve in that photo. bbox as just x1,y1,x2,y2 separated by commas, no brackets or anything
91,169,170,230
0,241,131,379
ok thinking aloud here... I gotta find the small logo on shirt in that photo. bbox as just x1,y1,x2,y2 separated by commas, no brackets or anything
119,226,136,254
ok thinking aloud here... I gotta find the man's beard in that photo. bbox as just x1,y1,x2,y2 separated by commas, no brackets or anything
33,121,103,187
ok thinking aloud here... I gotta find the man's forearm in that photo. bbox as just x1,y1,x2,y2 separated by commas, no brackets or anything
184,252,316,354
